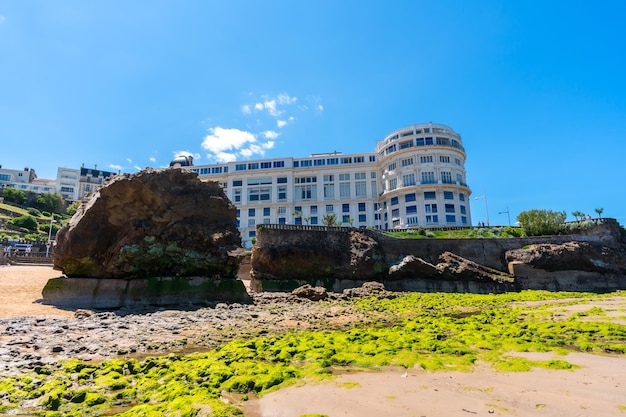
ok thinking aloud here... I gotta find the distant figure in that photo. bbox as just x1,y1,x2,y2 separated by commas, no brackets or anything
3,246,11,257
25,246,31,257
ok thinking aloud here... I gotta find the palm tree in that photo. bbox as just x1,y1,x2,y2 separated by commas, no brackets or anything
572,211,585,222
594,208,604,219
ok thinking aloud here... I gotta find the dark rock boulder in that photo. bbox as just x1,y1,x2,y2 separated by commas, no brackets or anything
53,168,243,279
292,284,328,301
505,241,626,273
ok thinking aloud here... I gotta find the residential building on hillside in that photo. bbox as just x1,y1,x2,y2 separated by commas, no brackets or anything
185,122,472,247
0,166,55,194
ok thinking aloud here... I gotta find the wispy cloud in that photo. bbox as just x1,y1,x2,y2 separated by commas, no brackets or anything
201,127,274,163
109,164,123,172
149,157,156,163
134,165,142,171
126,158,133,163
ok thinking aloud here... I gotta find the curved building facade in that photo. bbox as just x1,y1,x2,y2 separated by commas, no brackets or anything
376,123,471,229
186,122,472,246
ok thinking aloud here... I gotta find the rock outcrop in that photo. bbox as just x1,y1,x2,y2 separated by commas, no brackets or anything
46,169,249,308
53,168,243,279
251,224,626,293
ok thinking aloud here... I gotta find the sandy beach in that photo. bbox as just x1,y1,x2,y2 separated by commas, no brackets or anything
2,265,625,417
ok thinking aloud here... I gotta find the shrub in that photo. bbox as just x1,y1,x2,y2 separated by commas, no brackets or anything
9,215,39,232
517,209,566,236
27,208,42,217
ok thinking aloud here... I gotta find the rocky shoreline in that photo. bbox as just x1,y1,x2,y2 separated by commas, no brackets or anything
0,288,382,377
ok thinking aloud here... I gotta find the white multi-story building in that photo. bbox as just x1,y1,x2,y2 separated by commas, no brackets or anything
0,166,56,194
186,122,472,246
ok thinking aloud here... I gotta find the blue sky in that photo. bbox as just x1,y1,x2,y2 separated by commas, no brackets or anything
1,1,625,225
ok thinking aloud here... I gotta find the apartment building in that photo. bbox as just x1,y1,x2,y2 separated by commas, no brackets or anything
0,166,56,194
186,122,472,246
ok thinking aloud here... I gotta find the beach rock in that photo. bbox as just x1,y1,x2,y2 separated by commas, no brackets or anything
505,241,626,273
53,168,243,279
292,284,328,301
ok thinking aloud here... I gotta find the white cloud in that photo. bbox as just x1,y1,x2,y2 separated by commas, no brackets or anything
109,164,123,172
317,105,324,112
201,127,256,154
277,120,287,128
215,152,237,163
277,93,297,105
262,130,279,139
241,104,251,114
134,165,142,171
201,126,275,162
254,103,264,111
149,157,156,163
126,158,133,163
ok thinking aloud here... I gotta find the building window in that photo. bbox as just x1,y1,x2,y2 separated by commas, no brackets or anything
324,183,335,199
273,161,285,168
355,172,366,180
324,174,334,182
295,185,316,200
326,204,334,212
421,171,435,184
277,177,288,183
420,155,433,163
406,205,417,214
444,191,454,200
391,208,400,218
460,205,466,214
310,205,318,214
441,171,453,184
445,204,455,213
248,230,256,237
235,164,246,171
390,196,399,206
426,215,439,223
233,180,243,187
424,191,436,200
405,193,416,202
355,181,366,197
387,162,397,171
342,215,350,223
248,208,255,217
278,206,286,215
342,203,350,213
402,173,416,187
358,202,366,212
389,177,398,190
248,218,256,227
425,203,437,213
248,187,271,201
401,158,414,167
261,162,271,169
439,155,450,163
233,189,242,203
446,215,456,223
263,207,271,216
359,214,366,222
459,193,465,202
279,217,286,224
339,182,351,198
310,216,318,224
278,186,287,200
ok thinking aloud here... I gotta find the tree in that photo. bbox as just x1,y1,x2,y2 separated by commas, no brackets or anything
66,201,81,216
517,209,566,236
595,208,604,219
572,211,585,222
2,188,26,205
33,193,64,214
322,213,340,227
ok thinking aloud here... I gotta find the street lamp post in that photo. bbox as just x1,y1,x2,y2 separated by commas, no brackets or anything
474,192,490,226
499,207,511,226
46,215,56,257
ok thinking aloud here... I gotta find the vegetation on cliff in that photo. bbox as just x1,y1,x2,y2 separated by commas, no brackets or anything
1,290,624,416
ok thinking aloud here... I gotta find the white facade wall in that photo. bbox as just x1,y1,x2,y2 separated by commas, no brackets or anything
189,122,472,246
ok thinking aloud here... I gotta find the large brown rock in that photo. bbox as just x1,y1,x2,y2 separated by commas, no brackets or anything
53,168,243,279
